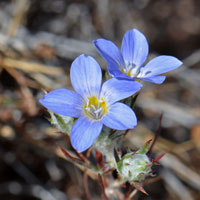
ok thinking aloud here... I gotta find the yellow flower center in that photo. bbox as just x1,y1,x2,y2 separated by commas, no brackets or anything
84,96,107,120
121,63,140,77
121,68,132,77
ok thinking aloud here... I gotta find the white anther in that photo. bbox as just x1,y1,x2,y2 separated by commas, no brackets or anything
85,107,90,111
94,107,102,114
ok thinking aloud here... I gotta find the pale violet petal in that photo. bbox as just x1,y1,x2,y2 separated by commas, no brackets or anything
141,55,183,77
93,39,125,67
102,102,137,130
140,76,166,84
70,117,103,152
70,54,102,97
40,88,82,117
101,78,142,104
121,29,149,67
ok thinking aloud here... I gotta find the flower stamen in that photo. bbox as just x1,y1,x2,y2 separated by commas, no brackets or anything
121,62,141,78
84,96,107,120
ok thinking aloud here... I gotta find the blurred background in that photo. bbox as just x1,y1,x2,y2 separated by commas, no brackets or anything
0,0,200,199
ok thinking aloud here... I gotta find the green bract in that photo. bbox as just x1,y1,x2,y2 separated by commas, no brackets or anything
49,110,74,135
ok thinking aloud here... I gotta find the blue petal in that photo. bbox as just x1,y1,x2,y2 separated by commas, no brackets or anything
93,39,125,67
140,76,166,84
141,55,183,77
101,78,142,104
70,54,102,97
107,64,133,80
121,29,149,67
102,102,137,130
70,117,103,152
40,88,83,117
107,63,123,77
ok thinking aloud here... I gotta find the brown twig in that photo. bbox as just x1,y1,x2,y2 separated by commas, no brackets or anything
147,113,163,156
59,146,82,162
74,150,91,165
84,170,92,200
98,174,109,200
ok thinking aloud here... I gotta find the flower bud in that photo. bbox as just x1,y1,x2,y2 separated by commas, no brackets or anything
117,142,152,184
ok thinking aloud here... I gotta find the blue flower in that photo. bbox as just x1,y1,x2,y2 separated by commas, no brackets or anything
40,55,142,152
94,29,182,84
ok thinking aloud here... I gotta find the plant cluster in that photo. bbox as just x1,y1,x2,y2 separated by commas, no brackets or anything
40,29,182,197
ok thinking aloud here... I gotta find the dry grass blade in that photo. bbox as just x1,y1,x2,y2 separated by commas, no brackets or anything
127,189,137,200
29,73,64,90
4,67,38,116
161,169,194,200
4,66,40,89
137,96,200,128
128,124,195,155
160,153,200,191
1,57,64,76
7,0,30,37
